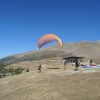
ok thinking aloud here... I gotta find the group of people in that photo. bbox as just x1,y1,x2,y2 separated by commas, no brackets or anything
63,59,93,70
38,59,80,73
63,59,80,71
37,59,93,73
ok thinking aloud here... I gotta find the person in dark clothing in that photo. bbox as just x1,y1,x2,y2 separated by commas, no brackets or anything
38,64,41,73
75,59,79,70
90,59,92,66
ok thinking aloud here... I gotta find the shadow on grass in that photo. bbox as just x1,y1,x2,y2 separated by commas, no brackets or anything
47,68,60,69
74,69,79,71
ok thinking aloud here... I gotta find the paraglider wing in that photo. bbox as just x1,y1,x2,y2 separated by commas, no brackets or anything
37,34,63,49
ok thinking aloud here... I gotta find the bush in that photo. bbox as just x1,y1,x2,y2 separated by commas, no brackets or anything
14,68,22,74
26,69,29,72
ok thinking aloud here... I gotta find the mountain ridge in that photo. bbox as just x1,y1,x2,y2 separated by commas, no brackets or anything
1,41,100,65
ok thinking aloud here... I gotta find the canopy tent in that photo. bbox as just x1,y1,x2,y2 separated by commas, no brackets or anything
62,55,84,63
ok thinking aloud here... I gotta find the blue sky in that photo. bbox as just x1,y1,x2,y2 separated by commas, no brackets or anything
0,0,100,59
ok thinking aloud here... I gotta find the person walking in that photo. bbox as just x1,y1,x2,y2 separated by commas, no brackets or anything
90,59,92,66
38,64,41,73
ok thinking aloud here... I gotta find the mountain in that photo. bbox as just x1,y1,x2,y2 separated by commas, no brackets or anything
1,41,100,65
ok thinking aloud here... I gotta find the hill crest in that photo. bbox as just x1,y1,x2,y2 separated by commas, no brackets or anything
0,41,100,65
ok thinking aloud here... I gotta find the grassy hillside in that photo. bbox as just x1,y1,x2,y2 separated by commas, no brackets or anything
0,41,100,65
0,66,100,100
1,41,100,100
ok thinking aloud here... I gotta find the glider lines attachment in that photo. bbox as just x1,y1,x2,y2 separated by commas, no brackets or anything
37,34,63,49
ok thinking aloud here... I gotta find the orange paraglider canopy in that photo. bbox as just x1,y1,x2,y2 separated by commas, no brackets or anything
37,34,63,49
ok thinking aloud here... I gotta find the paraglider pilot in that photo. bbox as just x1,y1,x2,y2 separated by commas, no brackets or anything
75,59,79,70
38,64,41,73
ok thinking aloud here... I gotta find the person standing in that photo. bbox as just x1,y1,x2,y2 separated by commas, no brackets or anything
90,59,92,66
64,60,67,70
75,59,79,70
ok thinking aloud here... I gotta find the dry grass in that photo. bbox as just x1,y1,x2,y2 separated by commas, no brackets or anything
0,63,100,100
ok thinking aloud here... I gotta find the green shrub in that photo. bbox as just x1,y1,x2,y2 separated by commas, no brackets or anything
0,67,27,78
14,68,22,74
